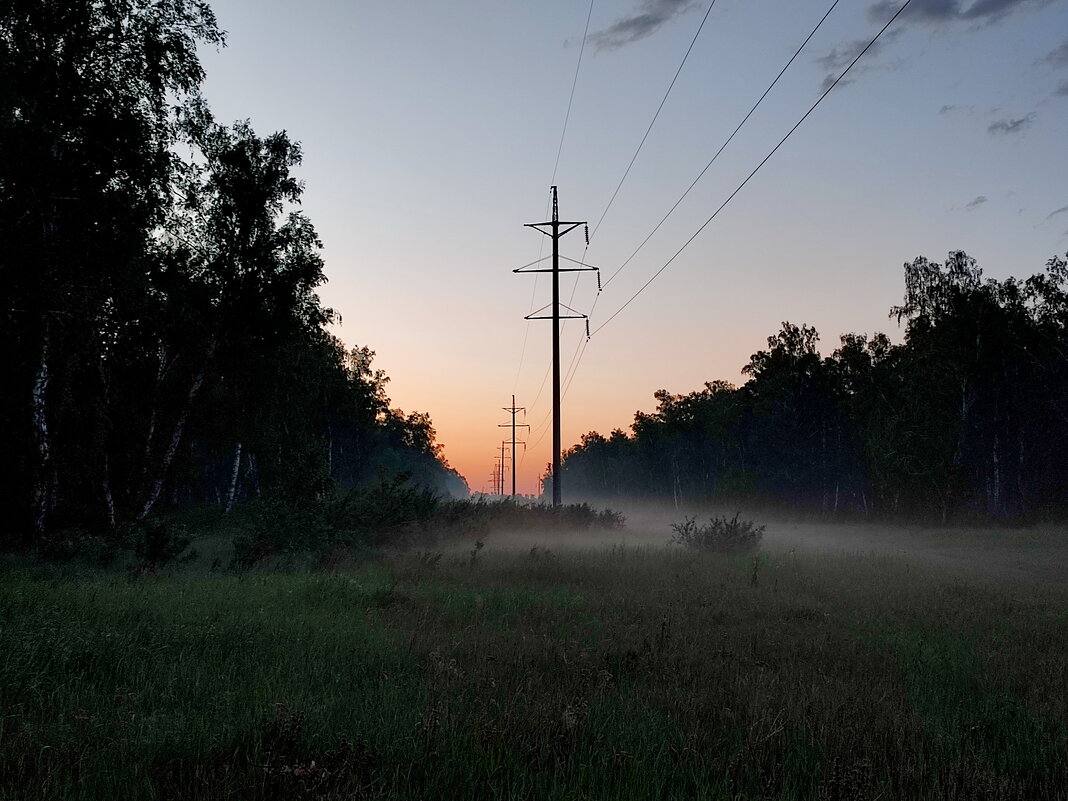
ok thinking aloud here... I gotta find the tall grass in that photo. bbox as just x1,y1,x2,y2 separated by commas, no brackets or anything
1,540,1065,799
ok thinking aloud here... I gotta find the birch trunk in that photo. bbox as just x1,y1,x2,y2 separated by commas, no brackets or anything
102,455,116,528
141,345,170,481
224,441,242,514
139,366,207,521
32,333,52,536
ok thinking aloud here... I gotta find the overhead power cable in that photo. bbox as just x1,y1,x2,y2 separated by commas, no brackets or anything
522,0,708,424
592,0,914,337
513,190,555,393
589,0,720,241
600,0,843,292
551,0,596,187
514,2,595,395
545,0,849,422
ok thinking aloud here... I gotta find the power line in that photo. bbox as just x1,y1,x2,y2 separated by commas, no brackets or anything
540,0,846,419
590,0,720,241
551,0,596,187
600,0,843,292
523,260,589,420
592,0,914,337
512,188,555,394
515,2,594,396
525,332,589,458
548,0,902,429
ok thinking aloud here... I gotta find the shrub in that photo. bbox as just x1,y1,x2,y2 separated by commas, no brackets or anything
670,513,764,553
231,479,627,568
130,519,195,572
232,472,442,568
36,528,121,565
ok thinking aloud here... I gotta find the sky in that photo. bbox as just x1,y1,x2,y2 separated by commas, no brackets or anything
197,0,1068,496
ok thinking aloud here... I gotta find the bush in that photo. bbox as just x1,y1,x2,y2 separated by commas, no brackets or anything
36,528,122,566
670,513,764,553
130,519,195,572
230,477,628,568
232,473,442,568
420,498,625,540
35,518,197,572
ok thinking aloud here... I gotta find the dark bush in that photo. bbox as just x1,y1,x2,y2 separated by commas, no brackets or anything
427,498,625,536
670,513,764,554
232,473,441,568
36,528,121,565
231,475,626,568
131,519,195,572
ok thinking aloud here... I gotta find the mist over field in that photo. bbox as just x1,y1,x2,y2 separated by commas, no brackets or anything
457,500,1068,586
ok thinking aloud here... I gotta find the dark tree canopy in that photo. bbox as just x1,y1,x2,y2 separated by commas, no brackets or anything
556,252,1068,523
0,1,465,548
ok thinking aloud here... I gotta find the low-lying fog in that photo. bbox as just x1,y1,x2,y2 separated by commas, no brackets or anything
467,502,1068,587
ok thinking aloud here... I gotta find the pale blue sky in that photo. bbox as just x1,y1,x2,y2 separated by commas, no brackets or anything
198,0,1068,493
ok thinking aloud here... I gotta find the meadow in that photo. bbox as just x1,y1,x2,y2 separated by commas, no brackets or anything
1,519,1066,800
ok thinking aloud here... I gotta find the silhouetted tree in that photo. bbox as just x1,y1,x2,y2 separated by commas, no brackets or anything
558,251,1068,523
0,1,466,549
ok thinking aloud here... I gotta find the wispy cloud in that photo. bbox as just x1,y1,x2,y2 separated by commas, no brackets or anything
817,0,1053,94
868,0,1053,26
1057,81,1068,96
588,0,699,51
987,113,1036,135
1047,205,1068,220
815,30,903,93
1042,38,1068,66
816,35,891,72
966,195,988,210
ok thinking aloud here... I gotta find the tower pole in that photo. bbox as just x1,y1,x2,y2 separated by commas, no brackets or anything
499,395,529,497
518,187,593,506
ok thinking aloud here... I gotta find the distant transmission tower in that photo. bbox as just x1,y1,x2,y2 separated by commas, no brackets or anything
499,395,529,497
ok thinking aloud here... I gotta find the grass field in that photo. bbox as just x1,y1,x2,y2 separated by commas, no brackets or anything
2,521,1066,800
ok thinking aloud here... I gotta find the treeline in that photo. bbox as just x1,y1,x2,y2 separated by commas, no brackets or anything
554,251,1068,522
0,1,465,549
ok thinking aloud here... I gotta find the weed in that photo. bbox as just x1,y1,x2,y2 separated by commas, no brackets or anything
469,539,484,566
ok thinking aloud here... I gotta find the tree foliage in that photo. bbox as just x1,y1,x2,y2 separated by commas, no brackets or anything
558,252,1068,522
0,1,465,549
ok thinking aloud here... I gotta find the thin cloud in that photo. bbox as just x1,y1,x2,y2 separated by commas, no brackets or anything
588,0,699,51
868,0,1053,26
1041,38,1068,67
817,39,880,72
987,113,1036,135
966,195,988,210
820,0,1052,93
815,30,902,93
1057,80,1068,96
1047,205,1068,220
939,104,956,113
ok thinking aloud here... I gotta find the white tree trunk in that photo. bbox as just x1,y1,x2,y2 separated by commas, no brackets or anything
141,345,170,480
224,441,242,514
103,455,116,528
139,368,206,520
32,334,52,535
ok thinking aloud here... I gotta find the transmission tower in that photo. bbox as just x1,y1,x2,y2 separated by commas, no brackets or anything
499,395,529,497
516,186,596,506
494,451,511,497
